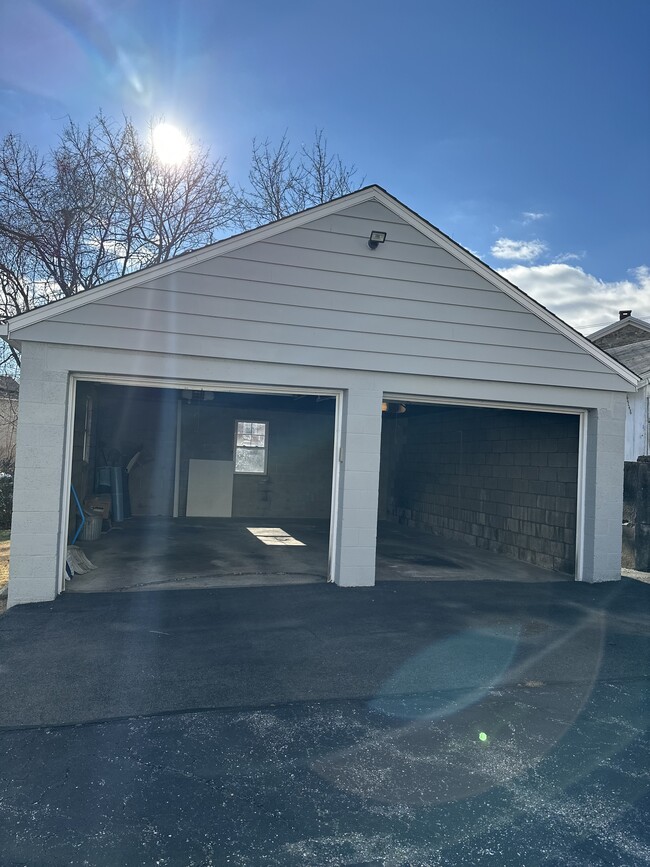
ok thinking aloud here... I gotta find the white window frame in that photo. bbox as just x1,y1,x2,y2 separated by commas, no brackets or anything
234,419,269,475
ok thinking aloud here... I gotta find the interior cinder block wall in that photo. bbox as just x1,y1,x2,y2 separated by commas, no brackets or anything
380,405,579,574
179,399,335,518
83,387,336,520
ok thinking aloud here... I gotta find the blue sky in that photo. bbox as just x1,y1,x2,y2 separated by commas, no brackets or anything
1,0,648,333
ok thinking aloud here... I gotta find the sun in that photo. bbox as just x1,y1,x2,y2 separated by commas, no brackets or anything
152,122,191,166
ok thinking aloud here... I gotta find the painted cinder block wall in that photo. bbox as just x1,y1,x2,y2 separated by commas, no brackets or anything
9,344,70,605
381,407,579,574
6,340,628,606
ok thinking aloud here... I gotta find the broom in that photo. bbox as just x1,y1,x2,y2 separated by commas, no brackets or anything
66,545,96,576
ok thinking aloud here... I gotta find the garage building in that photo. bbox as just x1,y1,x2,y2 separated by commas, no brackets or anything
2,186,637,606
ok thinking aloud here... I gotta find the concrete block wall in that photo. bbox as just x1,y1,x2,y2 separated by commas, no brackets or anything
233,408,335,518
179,401,335,519
334,387,383,586
382,406,580,574
581,398,627,582
8,343,69,605
6,337,629,602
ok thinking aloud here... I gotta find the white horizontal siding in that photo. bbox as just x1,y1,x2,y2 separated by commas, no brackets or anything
21,320,625,391
335,200,416,224
96,285,576,352
43,301,606,371
136,276,542,327
222,241,494,290
309,212,450,247
15,200,626,391
184,257,510,306
269,225,469,269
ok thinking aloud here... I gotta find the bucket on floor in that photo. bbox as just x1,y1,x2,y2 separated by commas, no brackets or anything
80,513,102,541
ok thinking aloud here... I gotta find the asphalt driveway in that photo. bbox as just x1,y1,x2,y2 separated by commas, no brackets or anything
0,578,648,865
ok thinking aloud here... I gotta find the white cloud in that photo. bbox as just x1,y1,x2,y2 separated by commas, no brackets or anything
498,263,650,333
491,237,547,262
522,211,547,223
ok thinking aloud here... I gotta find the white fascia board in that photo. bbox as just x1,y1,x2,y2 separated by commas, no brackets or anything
589,316,650,341
4,186,385,335
371,189,640,388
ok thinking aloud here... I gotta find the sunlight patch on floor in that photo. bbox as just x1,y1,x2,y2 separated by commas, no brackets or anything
247,528,306,546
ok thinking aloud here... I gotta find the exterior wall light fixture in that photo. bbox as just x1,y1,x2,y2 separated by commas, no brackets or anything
368,230,387,250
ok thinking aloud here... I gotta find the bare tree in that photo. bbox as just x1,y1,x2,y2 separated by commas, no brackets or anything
0,116,361,380
0,113,235,307
0,238,37,373
237,129,362,227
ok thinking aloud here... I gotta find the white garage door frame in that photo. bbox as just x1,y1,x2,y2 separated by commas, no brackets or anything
60,373,343,593
382,392,588,582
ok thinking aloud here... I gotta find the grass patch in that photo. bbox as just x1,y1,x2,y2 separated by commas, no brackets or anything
0,531,9,596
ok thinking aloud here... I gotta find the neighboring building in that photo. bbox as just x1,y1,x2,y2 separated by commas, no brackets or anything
0,375,19,470
590,313,650,460
1,186,638,607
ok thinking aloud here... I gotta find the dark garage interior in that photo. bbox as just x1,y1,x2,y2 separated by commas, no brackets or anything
66,382,337,591
378,401,580,577
67,386,581,592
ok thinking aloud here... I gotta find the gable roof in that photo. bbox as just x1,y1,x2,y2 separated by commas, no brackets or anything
603,339,650,380
589,315,650,342
0,185,638,387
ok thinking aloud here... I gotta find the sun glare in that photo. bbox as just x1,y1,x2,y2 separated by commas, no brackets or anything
152,122,190,166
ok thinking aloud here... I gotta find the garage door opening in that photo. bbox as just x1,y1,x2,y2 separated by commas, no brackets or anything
377,400,581,582
65,381,338,592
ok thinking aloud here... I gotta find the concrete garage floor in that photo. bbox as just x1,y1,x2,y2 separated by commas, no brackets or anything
67,517,331,592
0,578,648,865
67,517,569,593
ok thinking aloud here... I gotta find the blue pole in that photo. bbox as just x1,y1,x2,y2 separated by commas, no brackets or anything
70,484,85,545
